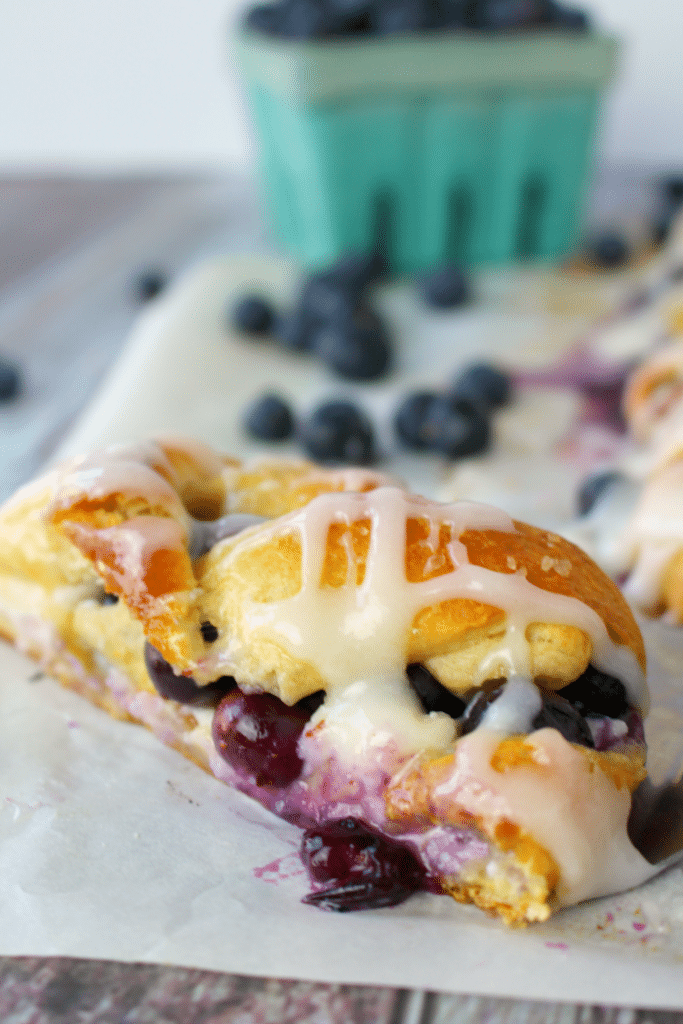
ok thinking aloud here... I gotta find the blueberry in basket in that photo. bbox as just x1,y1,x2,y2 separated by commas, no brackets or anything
301,399,375,464
244,393,295,441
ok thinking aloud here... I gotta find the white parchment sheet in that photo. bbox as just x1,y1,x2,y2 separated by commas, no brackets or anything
3,257,683,1006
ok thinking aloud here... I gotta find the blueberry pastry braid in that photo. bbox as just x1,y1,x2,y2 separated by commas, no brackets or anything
0,438,652,924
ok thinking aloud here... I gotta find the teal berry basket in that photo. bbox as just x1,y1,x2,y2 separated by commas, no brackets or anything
237,27,619,273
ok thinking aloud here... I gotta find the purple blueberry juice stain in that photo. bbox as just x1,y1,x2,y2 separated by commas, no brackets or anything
253,852,307,884
633,921,646,932
545,942,569,950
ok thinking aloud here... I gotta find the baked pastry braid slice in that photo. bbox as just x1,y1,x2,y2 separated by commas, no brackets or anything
0,439,652,924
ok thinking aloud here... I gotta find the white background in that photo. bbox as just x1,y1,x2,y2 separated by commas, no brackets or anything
0,0,679,174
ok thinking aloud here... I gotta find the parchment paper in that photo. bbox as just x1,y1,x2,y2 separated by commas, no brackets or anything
4,257,683,1007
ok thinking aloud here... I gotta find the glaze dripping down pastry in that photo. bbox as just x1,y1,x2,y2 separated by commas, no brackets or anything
0,438,654,924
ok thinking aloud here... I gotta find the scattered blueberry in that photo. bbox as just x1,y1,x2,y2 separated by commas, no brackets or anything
662,176,683,209
301,817,426,911
576,470,624,517
585,232,629,270
372,0,437,34
313,306,391,381
421,393,490,459
0,358,21,401
300,400,375,465
212,689,319,787
244,393,295,441
451,362,512,410
406,664,467,718
135,270,167,303
420,264,470,309
301,273,359,324
232,294,275,336
327,251,388,288
474,0,546,30
552,5,588,28
394,391,440,450
558,664,630,719
273,310,314,352
144,643,234,705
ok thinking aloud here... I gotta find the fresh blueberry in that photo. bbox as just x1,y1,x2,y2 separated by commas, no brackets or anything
0,358,21,401
313,305,391,381
585,232,629,270
576,470,624,517
277,0,331,38
323,251,388,290
301,818,426,911
244,393,295,441
231,294,275,336
451,362,512,410
135,270,167,302
393,391,440,450
301,273,359,324
558,665,629,719
551,4,589,28
144,643,234,706
301,400,375,465
474,0,547,29
421,394,490,459
244,2,284,32
372,0,437,33
439,0,470,27
419,264,470,309
273,310,315,352
406,664,467,718
662,176,683,209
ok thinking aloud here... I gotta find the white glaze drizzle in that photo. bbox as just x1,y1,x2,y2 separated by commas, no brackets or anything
225,487,646,748
480,676,542,734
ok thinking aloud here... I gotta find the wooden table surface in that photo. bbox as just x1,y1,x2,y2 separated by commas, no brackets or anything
0,173,679,1024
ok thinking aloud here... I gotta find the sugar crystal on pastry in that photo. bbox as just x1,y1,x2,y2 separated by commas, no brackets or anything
0,436,655,924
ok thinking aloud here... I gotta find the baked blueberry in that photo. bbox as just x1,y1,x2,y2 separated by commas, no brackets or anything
244,393,295,441
393,391,440,450
231,294,275,336
460,683,594,747
558,665,629,720
134,270,167,303
451,361,512,409
407,664,467,718
0,358,21,401
301,818,426,911
585,232,629,269
301,400,375,464
144,643,234,706
576,470,624,517
421,393,490,458
313,306,391,381
420,264,470,309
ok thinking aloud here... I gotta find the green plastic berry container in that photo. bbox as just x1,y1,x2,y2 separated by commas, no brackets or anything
237,27,619,272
